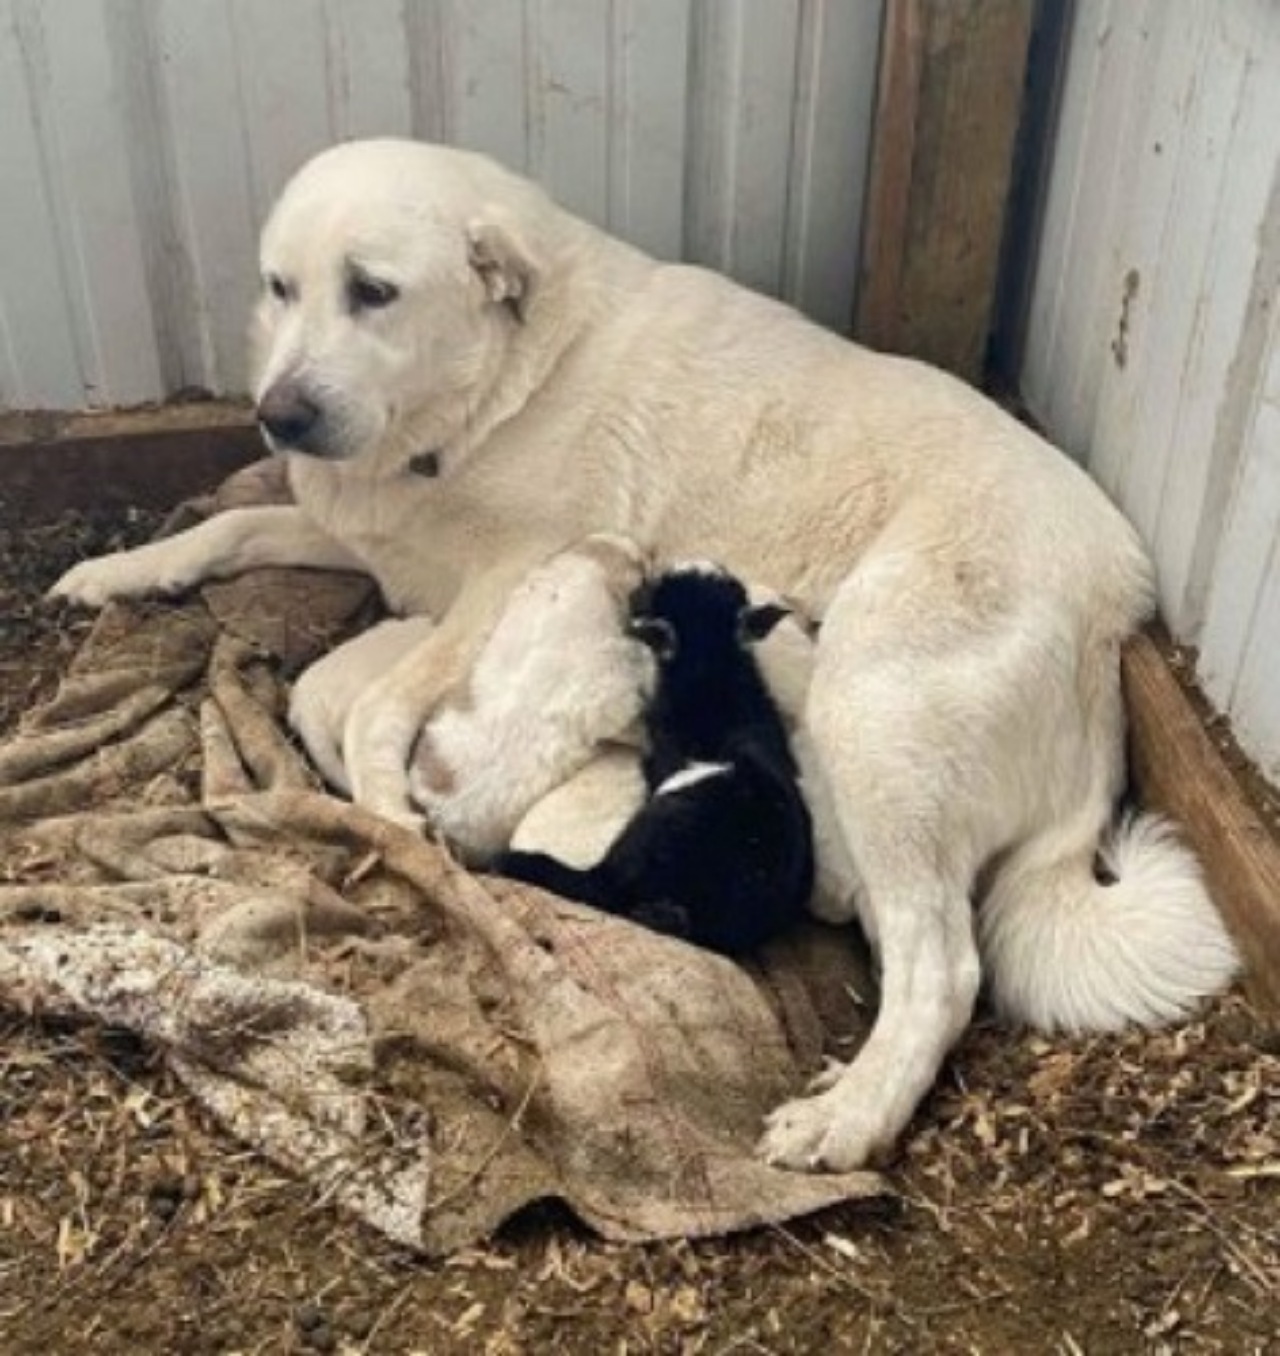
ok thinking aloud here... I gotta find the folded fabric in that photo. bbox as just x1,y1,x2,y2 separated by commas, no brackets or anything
0,461,882,1254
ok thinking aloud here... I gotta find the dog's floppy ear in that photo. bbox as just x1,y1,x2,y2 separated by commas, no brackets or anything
466,216,539,320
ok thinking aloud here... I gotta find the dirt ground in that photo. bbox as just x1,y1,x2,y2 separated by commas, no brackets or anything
1,507,1277,1355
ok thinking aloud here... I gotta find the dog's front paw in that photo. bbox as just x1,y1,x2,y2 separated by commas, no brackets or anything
48,554,136,608
48,544,195,608
758,1076,900,1173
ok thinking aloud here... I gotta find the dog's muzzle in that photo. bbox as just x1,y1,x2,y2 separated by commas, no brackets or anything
257,379,329,456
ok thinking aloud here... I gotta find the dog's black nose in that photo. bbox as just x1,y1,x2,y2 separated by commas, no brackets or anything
257,383,322,450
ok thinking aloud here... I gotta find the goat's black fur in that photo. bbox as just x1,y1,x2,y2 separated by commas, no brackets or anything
497,566,814,954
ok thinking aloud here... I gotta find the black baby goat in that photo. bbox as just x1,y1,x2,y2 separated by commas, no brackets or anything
496,563,814,954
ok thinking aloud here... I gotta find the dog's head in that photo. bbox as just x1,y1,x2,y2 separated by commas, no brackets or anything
250,139,551,471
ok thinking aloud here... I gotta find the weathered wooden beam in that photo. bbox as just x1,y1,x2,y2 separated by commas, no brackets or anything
0,402,262,522
1124,631,1280,1010
855,0,1035,383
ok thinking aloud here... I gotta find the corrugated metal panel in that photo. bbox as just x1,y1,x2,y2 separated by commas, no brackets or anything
0,0,883,409
1199,308,1280,781
1020,0,1280,780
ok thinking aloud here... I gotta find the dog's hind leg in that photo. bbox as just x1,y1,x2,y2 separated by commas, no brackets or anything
758,558,1009,1172
759,830,982,1171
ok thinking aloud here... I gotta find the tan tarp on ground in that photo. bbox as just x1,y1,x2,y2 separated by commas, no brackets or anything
0,462,882,1254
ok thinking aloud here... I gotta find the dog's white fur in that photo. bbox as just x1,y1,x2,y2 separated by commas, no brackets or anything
510,747,647,867
407,533,652,863
289,615,436,795
745,599,866,926
51,138,1239,1171
288,537,651,864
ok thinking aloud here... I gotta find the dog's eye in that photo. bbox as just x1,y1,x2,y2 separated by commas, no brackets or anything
349,274,399,313
264,273,292,303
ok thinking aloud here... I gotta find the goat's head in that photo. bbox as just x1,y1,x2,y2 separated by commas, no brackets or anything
627,562,793,669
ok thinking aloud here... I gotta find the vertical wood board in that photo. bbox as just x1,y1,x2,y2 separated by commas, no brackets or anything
853,0,1034,383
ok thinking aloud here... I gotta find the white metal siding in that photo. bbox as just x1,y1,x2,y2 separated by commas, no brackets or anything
0,0,883,409
1021,0,1280,781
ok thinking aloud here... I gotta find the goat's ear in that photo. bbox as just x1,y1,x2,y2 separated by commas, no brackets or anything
466,216,538,320
628,616,678,661
737,602,790,644
629,578,655,616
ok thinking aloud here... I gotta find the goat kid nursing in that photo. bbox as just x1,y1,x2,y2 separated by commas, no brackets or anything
498,563,815,955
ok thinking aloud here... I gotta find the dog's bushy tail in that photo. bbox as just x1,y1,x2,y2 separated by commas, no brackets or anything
978,811,1239,1033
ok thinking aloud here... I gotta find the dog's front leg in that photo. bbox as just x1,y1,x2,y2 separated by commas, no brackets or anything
342,564,534,826
49,506,363,607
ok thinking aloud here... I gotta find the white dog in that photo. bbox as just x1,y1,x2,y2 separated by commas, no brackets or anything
52,138,1238,1171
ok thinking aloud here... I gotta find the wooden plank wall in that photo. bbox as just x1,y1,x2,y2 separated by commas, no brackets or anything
0,0,883,409
1020,0,1280,783
854,0,1034,383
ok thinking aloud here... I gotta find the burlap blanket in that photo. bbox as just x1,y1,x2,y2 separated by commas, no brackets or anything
0,461,883,1254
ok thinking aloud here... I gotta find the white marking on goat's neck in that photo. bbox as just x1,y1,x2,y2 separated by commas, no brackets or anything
656,761,732,796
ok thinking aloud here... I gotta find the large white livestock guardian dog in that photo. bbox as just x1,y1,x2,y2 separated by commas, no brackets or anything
52,139,1238,1171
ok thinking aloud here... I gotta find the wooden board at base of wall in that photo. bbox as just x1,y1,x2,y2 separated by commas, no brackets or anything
0,403,263,523
1124,630,1280,1011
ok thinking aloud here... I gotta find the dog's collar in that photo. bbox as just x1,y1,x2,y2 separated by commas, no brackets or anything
407,448,443,479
